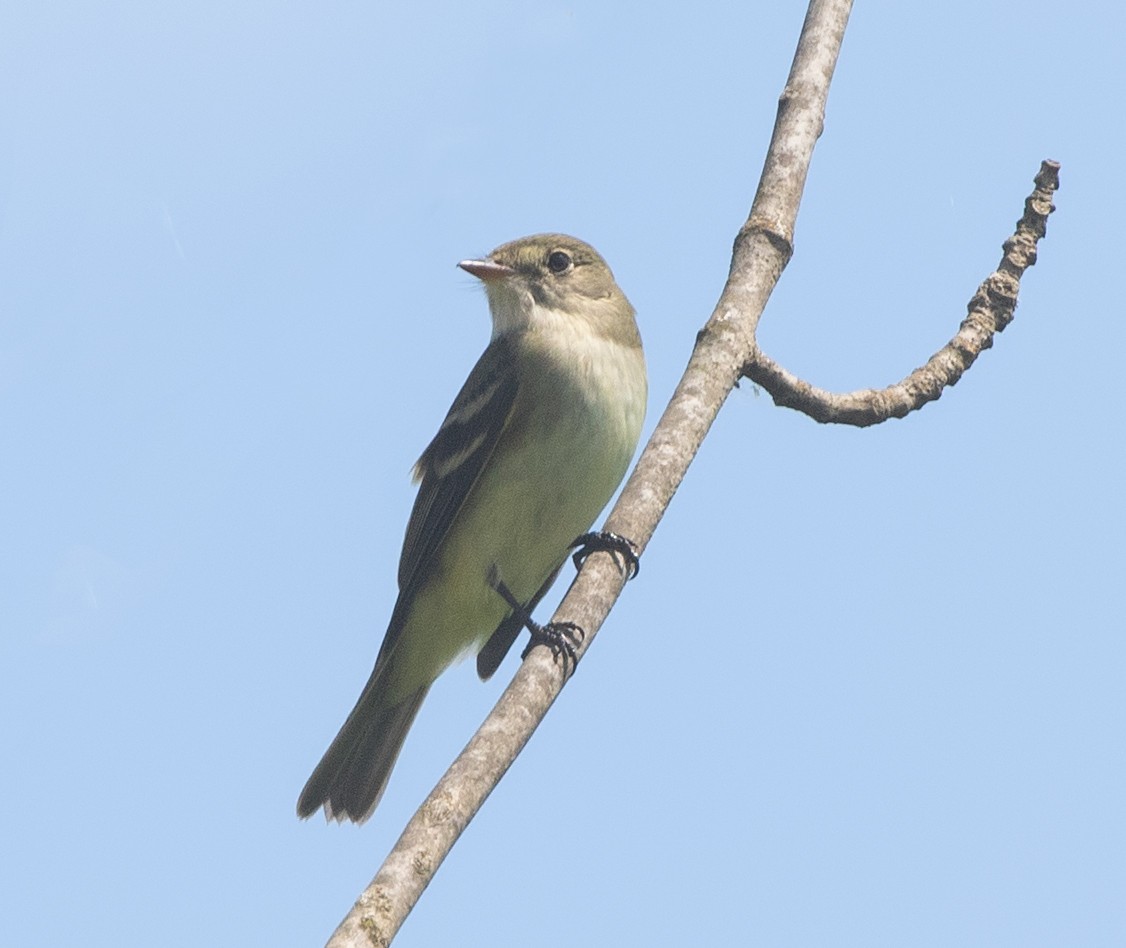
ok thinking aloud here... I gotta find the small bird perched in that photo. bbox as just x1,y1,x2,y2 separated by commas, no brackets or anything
298,234,647,823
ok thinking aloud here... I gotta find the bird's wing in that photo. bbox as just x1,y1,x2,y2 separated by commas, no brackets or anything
379,335,520,659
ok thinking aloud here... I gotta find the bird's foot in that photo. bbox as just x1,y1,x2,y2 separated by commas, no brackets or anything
487,565,584,675
521,620,585,675
571,531,640,579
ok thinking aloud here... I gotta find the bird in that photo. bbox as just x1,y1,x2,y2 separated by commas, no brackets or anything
297,233,647,822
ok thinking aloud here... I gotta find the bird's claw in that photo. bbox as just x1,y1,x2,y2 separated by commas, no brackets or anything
521,620,585,675
571,531,640,579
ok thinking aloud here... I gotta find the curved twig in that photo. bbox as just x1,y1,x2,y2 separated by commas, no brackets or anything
743,161,1059,426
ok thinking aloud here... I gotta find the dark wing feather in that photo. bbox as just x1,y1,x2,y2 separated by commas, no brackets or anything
399,336,518,590
369,337,519,671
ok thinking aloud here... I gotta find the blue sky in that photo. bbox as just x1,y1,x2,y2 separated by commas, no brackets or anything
3,2,1122,945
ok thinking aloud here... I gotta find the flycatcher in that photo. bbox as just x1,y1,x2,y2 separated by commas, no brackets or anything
298,234,647,823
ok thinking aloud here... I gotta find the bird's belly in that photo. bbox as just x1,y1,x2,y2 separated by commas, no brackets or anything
397,408,628,689
386,334,644,699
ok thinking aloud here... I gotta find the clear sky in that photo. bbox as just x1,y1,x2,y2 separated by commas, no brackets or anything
3,2,1122,946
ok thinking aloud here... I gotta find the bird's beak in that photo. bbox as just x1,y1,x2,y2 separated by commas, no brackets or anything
458,258,515,283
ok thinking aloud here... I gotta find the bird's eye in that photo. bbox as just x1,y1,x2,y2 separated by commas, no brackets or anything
547,250,572,274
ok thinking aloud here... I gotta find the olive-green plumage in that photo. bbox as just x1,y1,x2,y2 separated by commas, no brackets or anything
298,235,646,822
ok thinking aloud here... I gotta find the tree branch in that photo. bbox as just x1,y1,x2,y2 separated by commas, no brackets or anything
325,3,853,944
325,3,851,945
742,160,1060,426
322,1,1056,943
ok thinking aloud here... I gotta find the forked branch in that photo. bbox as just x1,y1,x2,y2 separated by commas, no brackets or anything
321,0,1058,943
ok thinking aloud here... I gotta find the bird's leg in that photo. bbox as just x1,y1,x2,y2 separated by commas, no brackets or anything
570,531,640,579
486,565,584,674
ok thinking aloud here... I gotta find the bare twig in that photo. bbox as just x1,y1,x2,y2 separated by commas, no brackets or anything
742,160,1060,425
322,0,1056,943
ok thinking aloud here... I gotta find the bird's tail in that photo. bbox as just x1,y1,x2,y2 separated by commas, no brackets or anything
297,682,429,823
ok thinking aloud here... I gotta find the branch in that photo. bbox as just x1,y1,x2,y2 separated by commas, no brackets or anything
742,160,1060,426
321,1,1054,944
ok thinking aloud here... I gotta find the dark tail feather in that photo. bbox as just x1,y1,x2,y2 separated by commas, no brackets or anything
297,684,429,823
